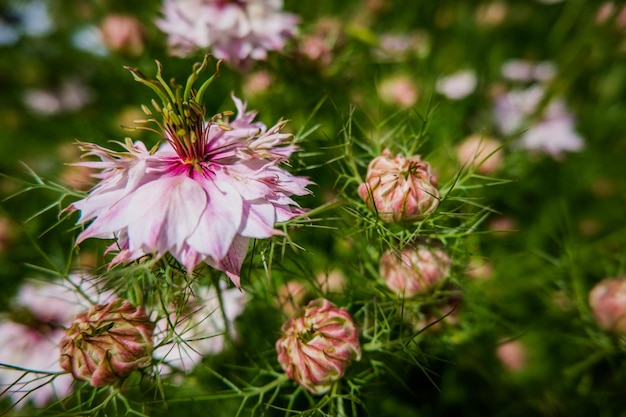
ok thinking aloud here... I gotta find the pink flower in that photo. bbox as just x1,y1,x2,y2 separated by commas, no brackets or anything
59,299,154,387
157,0,298,69
456,134,504,175
275,280,310,316
69,59,311,288
379,244,451,297
377,74,419,107
153,282,247,374
358,149,439,223
100,14,145,57
589,277,626,335
496,339,527,372
275,298,361,395
0,276,112,407
493,85,584,158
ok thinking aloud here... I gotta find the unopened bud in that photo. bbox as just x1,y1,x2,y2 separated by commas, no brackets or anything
589,277,626,335
358,149,439,223
59,299,154,387
380,245,451,297
275,299,361,394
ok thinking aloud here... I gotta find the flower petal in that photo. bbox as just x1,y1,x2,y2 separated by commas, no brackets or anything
187,179,243,261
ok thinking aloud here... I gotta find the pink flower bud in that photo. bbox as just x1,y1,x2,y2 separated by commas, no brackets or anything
59,299,154,387
276,280,310,316
456,134,504,175
589,277,626,335
358,149,440,223
496,339,527,372
377,75,419,108
275,298,361,395
380,245,451,297
100,14,146,56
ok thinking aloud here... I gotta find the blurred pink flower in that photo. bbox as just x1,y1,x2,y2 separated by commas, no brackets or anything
379,244,451,297
0,276,112,407
435,69,477,100
153,282,247,374
275,280,310,316
596,2,626,28
493,85,584,157
157,0,298,69
275,298,361,395
70,92,311,288
496,339,527,372
22,79,93,116
456,134,503,175
589,277,626,335
474,2,507,26
377,74,419,107
358,149,439,223
100,14,145,56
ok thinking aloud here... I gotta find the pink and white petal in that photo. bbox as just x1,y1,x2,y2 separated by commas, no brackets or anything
126,176,206,254
238,201,279,239
187,180,242,261
216,236,251,289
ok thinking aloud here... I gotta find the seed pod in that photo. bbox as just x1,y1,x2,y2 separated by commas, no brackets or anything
358,149,439,223
59,299,154,387
275,298,361,394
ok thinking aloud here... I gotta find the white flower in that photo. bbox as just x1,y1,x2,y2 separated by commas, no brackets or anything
501,59,556,82
435,69,477,100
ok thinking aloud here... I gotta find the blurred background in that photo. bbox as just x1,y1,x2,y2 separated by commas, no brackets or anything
1,0,626,416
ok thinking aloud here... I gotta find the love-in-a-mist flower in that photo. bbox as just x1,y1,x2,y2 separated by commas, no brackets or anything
59,299,154,387
588,277,626,335
380,244,451,297
275,298,361,395
68,57,311,288
0,276,112,407
157,0,298,69
358,149,439,223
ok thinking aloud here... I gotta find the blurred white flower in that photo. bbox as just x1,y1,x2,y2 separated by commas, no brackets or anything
0,0,53,45
157,0,298,69
373,31,431,61
70,25,108,56
0,276,113,408
435,69,477,100
501,59,556,82
22,79,93,116
153,282,247,374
